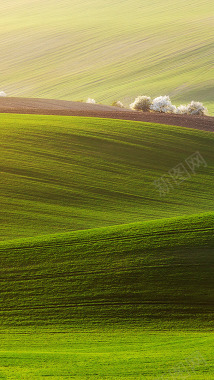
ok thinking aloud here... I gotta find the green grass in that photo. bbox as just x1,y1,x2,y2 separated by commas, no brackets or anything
0,113,213,241
0,212,213,377
0,113,213,378
0,327,213,379
0,212,213,326
1,0,214,113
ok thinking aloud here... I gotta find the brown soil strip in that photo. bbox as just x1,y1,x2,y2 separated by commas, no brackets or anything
0,97,213,132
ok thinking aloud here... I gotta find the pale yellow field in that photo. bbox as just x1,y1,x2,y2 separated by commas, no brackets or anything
0,0,214,113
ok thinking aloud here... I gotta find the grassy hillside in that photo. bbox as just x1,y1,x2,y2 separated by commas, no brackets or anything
0,327,213,379
0,113,213,378
0,113,213,240
0,212,213,326
1,0,214,113
0,328,213,380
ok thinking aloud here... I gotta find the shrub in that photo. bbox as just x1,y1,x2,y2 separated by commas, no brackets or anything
112,101,124,108
176,105,189,114
86,98,96,104
187,101,207,116
130,96,152,111
0,91,6,97
150,96,177,113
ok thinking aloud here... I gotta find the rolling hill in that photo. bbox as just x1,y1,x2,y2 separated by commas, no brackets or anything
1,0,214,375
0,210,213,378
0,110,213,378
0,0,214,113
0,113,213,241
0,212,213,326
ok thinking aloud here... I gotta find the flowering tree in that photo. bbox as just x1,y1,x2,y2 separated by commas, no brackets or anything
187,101,207,115
86,94,208,116
176,105,189,114
130,96,152,111
86,98,96,104
150,96,177,113
112,101,124,108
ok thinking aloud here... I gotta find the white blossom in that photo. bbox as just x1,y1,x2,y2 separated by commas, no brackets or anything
170,105,178,114
187,101,207,116
150,96,177,113
130,96,152,111
0,91,6,97
113,101,124,108
86,98,96,104
176,105,189,114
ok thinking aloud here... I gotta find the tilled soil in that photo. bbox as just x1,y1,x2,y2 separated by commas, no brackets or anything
0,97,213,132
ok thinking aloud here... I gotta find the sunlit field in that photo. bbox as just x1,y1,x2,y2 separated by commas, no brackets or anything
0,112,213,378
0,0,214,113
0,1,213,375
0,113,213,241
0,327,213,379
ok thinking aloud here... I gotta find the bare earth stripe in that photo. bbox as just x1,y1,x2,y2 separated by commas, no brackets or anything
0,97,213,132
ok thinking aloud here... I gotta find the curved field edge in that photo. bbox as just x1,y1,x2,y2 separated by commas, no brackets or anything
0,212,213,327
1,0,214,114
0,97,213,133
0,113,213,241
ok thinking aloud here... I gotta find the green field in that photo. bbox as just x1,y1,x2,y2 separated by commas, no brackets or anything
0,113,213,378
0,327,213,379
1,0,214,113
1,211,214,325
0,114,213,241
0,209,213,378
